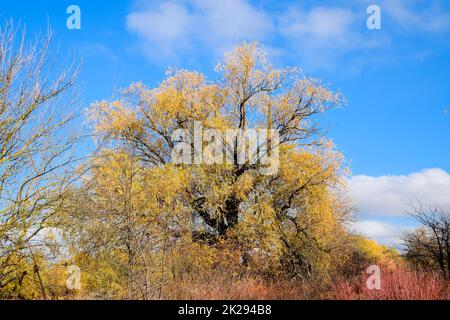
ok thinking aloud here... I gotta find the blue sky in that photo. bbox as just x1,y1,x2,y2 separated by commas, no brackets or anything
2,0,450,247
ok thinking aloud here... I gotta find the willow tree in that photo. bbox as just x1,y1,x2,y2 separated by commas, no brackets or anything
88,43,350,279
0,22,79,298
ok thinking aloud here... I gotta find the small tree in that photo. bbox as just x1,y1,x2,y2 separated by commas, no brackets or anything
0,21,79,298
403,205,450,279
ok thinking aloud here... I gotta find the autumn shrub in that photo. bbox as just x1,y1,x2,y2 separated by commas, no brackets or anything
329,265,450,300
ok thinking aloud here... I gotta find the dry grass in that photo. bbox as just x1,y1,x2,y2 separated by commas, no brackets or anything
329,266,450,300
162,266,449,300
164,276,309,300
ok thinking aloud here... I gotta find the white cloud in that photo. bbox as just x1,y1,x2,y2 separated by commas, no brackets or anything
125,0,376,66
125,0,450,69
126,1,193,58
276,5,383,70
353,220,396,239
347,168,450,217
351,220,408,247
126,0,273,61
279,7,358,46
194,0,273,44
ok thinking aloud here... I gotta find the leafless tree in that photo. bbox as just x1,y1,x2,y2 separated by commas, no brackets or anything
0,21,80,297
403,205,450,279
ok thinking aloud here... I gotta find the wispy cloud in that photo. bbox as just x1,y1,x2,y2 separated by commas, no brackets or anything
125,0,450,69
279,7,358,46
382,0,450,33
277,4,388,70
126,0,273,61
79,42,119,61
